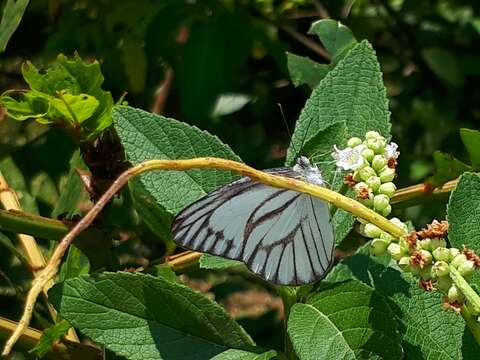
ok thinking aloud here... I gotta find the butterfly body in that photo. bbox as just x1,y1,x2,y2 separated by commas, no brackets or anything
171,157,335,285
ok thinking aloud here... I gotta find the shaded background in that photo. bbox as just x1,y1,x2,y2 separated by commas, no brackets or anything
1,0,479,355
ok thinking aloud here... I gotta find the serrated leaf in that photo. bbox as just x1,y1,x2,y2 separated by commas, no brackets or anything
428,150,471,187
309,19,357,61
50,272,255,360
113,105,242,215
29,319,72,358
460,128,480,168
287,53,329,88
211,349,277,360
0,91,49,121
286,40,391,165
447,171,480,291
200,254,244,270
288,280,402,360
0,0,29,53
326,245,475,359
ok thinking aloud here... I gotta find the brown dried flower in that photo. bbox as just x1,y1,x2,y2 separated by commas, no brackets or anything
416,220,449,239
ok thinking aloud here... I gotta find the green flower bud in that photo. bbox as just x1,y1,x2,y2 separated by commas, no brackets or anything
398,256,411,272
380,231,395,242
361,148,375,162
347,137,362,147
381,204,392,217
359,166,377,181
379,168,396,182
451,254,468,269
436,275,452,293
366,138,387,154
419,265,433,280
432,261,450,278
378,182,397,198
366,176,381,192
419,249,433,266
365,131,381,140
418,239,432,251
388,243,405,260
371,155,387,171
352,171,362,182
429,238,447,250
458,260,476,277
432,247,450,262
449,248,460,260
447,284,464,303
364,223,383,238
373,194,390,211
370,238,389,256
389,217,407,233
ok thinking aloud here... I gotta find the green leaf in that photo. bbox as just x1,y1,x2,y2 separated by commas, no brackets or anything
326,245,474,359
200,254,244,270
211,349,277,360
448,172,480,251
58,245,90,283
287,40,391,165
0,0,29,53
29,319,71,358
288,280,402,360
0,91,49,121
460,128,480,168
146,264,180,283
428,150,471,187
50,93,99,124
309,19,357,61
50,272,255,360
2,54,114,140
287,53,329,88
421,47,464,87
113,105,242,215
52,150,89,219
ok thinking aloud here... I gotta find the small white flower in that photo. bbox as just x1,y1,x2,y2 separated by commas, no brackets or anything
332,144,365,171
385,142,400,159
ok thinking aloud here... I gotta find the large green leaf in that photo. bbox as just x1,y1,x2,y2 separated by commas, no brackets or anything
288,280,402,360
211,349,277,360
113,105,242,215
326,245,476,359
49,272,255,360
287,40,391,164
0,0,29,53
447,172,480,293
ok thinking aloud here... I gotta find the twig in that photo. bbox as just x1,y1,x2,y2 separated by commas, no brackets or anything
312,0,330,19
280,24,331,61
2,157,407,355
0,171,79,345
151,68,174,115
390,179,458,204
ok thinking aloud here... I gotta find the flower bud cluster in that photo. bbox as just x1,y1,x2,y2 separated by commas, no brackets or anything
333,131,398,217
334,132,480,312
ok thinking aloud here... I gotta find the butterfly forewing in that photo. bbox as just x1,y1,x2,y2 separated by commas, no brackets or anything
171,168,335,285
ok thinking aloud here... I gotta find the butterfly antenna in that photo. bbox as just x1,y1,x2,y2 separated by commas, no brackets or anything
278,103,298,159
297,117,314,161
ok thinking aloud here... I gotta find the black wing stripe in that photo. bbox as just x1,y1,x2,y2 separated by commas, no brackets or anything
310,197,330,270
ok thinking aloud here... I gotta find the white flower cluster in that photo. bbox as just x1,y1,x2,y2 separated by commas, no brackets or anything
332,131,399,216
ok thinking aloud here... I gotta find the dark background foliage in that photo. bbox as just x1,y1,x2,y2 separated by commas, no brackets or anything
1,0,479,356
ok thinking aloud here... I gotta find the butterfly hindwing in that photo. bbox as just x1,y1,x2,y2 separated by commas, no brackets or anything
171,168,335,285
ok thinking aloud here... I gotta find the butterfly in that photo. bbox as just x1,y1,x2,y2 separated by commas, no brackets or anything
171,156,335,286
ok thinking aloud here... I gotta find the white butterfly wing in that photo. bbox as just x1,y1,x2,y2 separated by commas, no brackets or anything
171,169,335,285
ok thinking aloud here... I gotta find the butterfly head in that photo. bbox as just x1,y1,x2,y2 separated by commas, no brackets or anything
293,156,325,186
